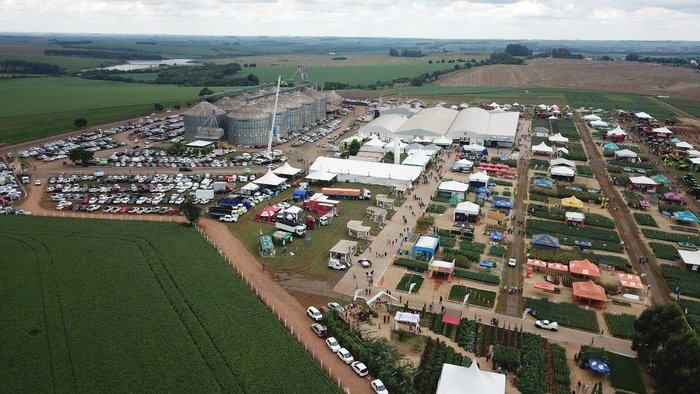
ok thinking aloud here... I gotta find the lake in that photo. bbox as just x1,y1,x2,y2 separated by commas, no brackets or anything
101,59,197,71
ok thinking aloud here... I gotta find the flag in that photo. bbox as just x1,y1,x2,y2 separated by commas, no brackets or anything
462,293,470,306
353,288,362,301
408,282,416,295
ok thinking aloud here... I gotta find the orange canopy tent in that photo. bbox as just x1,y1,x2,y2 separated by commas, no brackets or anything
534,281,555,292
527,259,548,268
569,259,601,279
547,262,569,272
618,273,644,289
572,280,607,306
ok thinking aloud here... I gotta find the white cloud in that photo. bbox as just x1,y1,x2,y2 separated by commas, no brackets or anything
0,0,698,40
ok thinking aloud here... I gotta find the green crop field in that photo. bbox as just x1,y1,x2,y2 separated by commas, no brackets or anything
604,313,637,339
0,216,338,393
0,77,204,144
564,91,676,120
607,352,647,394
525,298,599,332
661,98,700,118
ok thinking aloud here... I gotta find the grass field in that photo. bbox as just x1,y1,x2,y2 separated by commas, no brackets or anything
228,182,390,278
564,91,677,120
0,77,203,144
0,216,338,393
0,53,118,72
662,98,700,118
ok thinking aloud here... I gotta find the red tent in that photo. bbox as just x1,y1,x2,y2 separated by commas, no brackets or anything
568,259,601,278
254,206,280,222
547,262,569,272
527,259,548,268
572,280,607,306
663,192,687,205
618,273,644,290
534,281,555,292
442,313,461,326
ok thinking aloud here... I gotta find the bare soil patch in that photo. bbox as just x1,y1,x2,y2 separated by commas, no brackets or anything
436,58,700,101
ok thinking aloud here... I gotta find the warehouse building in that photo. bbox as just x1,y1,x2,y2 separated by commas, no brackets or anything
446,108,519,147
395,107,458,141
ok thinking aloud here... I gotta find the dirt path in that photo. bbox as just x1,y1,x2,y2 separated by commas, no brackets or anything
575,115,670,304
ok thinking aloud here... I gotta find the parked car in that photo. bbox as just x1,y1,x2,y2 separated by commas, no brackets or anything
351,361,369,377
327,302,345,313
337,348,354,364
371,379,389,394
535,320,559,331
325,337,341,353
219,214,239,223
306,306,323,322
311,323,327,337
358,259,372,268
508,258,517,267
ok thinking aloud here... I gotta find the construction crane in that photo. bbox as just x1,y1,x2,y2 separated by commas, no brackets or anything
266,75,282,158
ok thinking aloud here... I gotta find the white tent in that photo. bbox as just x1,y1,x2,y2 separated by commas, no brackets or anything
394,312,420,326
463,143,486,153
557,147,569,155
590,120,609,128
241,182,259,193
532,142,554,154
583,114,601,121
272,162,302,177
455,201,480,218
309,156,422,188
551,166,575,177
439,180,469,194
383,139,408,153
548,133,569,143
364,136,386,148
653,127,673,135
437,363,506,394
402,151,431,167
306,170,337,181
433,135,453,146
469,171,490,183
676,141,694,150
550,158,576,168
607,126,627,136
565,212,585,222
688,150,700,158
614,149,639,159
452,159,474,170
253,169,287,187
679,249,700,270
629,176,658,186
635,112,654,120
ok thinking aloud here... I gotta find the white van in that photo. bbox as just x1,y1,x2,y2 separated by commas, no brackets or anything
328,259,347,270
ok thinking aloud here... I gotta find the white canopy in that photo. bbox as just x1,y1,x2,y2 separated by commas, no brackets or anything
583,114,601,121
433,135,453,146
241,182,259,192
272,162,302,176
679,249,700,266
551,166,575,177
455,201,480,216
629,176,658,185
364,136,386,148
635,112,654,119
614,149,639,159
551,158,576,168
590,120,609,128
676,141,694,150
430,259,455,272
469,171,490,183
454,159,474,168
309,156,422,188
557,147,569,155
532,142,554,153
439,180,469,193
548,133,569,143
565,212,585,221
607,126,627,136
383,139,408,152
394,312,420,325
653,126,673,135
437,363,506,394
402,151,431,167
687,150,700,158
253,169,287,186
463,143,486,153
305,170,337,181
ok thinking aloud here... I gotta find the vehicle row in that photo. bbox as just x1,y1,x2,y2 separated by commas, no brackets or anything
54,201,179,215
0,207,32,215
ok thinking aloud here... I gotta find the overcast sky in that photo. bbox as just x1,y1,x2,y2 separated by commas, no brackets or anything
1,0,699,40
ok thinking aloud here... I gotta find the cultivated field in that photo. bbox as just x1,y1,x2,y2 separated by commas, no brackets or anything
0,216,339,393
435,58,700,101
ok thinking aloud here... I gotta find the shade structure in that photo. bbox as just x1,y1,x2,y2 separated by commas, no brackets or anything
551,166,575,177
676,141,693,150
439,180,469,194
679,249,700,267
364,136,386,148
493,199,512,210
533,178,554,188
590,120,609,128
602,143,620,151
583,114,601,121
454,201,480,219
433,135,453,146
561,196,584,209
463,143,486,153
568,259,601,278
394,311,420,326
527,259,548,268
673,210,700,223
272,162,302,177
651,174,671,184
547,262,569,272
532,141,554,154
588,359,611,374
663,191,686,204
629,176,658,186
565,211,585,222
532,234,560,249
442,313,461,326
489,231,503,241
549,133,569,143
436,363,506,394
572,280,607,303
259,235,274,255
241,182,260,192
253,169,287,187
306,170,337,182
618,273,644,289
534,281,555,292
430,259,455,275
614,149,638,160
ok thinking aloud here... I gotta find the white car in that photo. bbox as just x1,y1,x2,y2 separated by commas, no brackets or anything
351,361,369,377
306,306,323,322
337,348,353,364
327,302,345,313
219,214,239,223
325,337,341,353
508,258,517,267
371,379,389,394
358,259,371,268
535,320,559,331
34,179,42,186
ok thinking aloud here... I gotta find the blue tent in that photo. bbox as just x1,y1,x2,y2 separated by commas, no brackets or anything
476,186,490,195
479,260,496,268
602,143,620,151
532,234,560,250
587,359,611,374
411,235,440,260
533,178,553,189
575,240,593,248
673,210,700,223
489,231,503,241
292,188,308,201
494,199,512,210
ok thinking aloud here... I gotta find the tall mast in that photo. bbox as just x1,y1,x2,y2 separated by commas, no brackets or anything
267,75,282,157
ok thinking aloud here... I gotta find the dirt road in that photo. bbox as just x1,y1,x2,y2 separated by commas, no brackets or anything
575,116,670,304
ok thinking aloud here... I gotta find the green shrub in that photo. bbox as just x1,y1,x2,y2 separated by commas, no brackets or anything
396,274,424,292
661,264,700,298
642,229,700,244
488,245,507,258
607,352,647,394
427,204,447,214
493,345,521,370
394,258,429,272
448,285,496,308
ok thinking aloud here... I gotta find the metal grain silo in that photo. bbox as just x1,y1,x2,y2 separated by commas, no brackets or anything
261,98,288,138
278,95,303,132
304,88,327,122
214,96,239,114
227,105,271,147
293,91,315,127
183,101,227,142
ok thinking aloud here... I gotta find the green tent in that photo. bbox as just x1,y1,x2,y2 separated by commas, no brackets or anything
259,235,274,255
449,194,462,205
272,230,293,246
650,174,671,184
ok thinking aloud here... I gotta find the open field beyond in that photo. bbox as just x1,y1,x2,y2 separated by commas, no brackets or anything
434,58,700,101
0,216,338,393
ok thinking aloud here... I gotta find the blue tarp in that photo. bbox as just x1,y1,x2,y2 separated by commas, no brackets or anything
587,359,611,374
479,260,496,268
533,178,554,189
489,231,503,241
494,199,512,209
575,240,593,248
488,181,496,187
476,193,488,201
532,234,560,249
476,186,490,195
673,210,700,223
602,143,620,151
292,188,308,200
566,185,582,191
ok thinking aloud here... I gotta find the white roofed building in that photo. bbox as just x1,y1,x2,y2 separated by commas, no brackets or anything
309,157,422,189
357,114,408,140
396,107,458,139
446,107,519,147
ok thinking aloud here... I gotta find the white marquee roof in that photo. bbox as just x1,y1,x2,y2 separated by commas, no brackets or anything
310,157,422,182
272,162,302,176
364,136,386,148
549,133,570,143
402,152,431,167
447,107,519,140
253,169,287,186
455,201,480,216
614,149,639,158
653,126,673,134
551,166,575,177
551,158,576,168
532,142,554,153
629,176,658,185
607,126,628,136
439,180,469,193
590,120,609,127
357,114,408,136
679,249,700,266
676,141,694,150
583,114,601,121
469,170,490,182
396,107,458,137
437,363,505,394
463,143,486,152
565,212,585,221
306,170,337,181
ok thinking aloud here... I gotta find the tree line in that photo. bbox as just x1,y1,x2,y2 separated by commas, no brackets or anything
626,53,699,68
44,49,162,60
81,63,261,87
389,48,424,57
0,60,61,75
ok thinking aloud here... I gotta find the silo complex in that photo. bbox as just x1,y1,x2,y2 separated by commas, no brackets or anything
183,101,227,141
279,95,303,131
214,96,239,114
304,88,327,121
293,91,315,127
262,98,288,138
227,105,271,147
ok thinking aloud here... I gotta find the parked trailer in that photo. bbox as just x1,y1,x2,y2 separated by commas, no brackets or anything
321,187,371,200
212,181,233,194
275,221,306,237
303,196,340,214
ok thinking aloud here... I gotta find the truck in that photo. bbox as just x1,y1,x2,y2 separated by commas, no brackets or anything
328,258,348,270
303,194,340,214
321,187,370,200
208,205,238,218
195,189,215,201
212,181,233,194
275,221,306,237
19,169,30,184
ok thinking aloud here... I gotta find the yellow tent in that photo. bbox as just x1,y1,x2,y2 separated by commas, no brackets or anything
561,196,584,209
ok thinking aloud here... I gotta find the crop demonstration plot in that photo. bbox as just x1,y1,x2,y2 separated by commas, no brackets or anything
0,216,338,393
525,298,599,332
